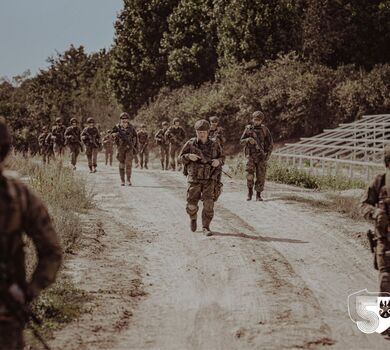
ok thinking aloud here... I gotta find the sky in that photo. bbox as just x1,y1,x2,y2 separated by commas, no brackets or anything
0,0,123,78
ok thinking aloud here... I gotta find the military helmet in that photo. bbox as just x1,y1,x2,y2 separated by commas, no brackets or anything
173,117,180,123
0,117,12,162
384,145,390,166
194,119,210,131
162,121,168,127
70,118,77,123
55,117,62,123
210,116,219,123
252,110,265,120
87,117,95,123
120,112,129,120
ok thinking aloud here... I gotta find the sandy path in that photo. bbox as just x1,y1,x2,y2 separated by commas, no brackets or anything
51,158,389,349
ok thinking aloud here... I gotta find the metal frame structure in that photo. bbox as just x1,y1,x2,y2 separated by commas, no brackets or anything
273,114,390,180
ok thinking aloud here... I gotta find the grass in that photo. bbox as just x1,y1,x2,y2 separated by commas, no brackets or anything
5,155,93,340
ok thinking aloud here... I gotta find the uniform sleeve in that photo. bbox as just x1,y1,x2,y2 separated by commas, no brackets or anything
219,128,227,145
240,127,251,145
22,188,62,298
154,130,161,140
178,141,192,164
64,127,70,137
165,127,171,140
360,176,381,220
216,143,225,166
265,127,273,156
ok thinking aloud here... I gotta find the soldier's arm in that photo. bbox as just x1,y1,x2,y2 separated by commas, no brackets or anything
219,128,227,145
178,141,192,164
216,143,225,166
22,186,62,300
154,130,161,141
240,127,251,145
360,175,382,220
265,127,274,157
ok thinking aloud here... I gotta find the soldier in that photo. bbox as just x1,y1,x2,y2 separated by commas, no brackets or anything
209,116,226,146
81,117,101,173
240,111,273,201
155,121,170,170
137,124,149,169
102,129,114,166
51,117,66,157
38,126,52,164
165,118,186,171
26,129,39,157
361,145,390,294
65,118,83,170
112,112,138,186
179,119,225,236
0,117,62,350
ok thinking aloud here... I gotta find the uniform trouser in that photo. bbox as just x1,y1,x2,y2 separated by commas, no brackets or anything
246,158,267,193
169,143,182,170
186,181,215,229
42,150,54,164
134,154,139,166
376,236,390,293
0,319,24,350
117,147,133,181
105,149,113,165
86,146,98,168
53,143,64,157
139,148,149,167
159,145,169,169
68,144,81,166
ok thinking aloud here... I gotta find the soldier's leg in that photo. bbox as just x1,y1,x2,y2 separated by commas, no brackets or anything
201,181,215,230
169,144,176,170
164,146,169,170
0,319,24,350
74,147,80,166
377,239,390,293
92,148,98,171
254,161,267,193
140,151,144,169
117,148,126,184
105,150,108,165
85,147,93,172
159,146,164,169
134,153,139,168
125,150,133,184
245,158,255,200
177,146,182,171
186,183,202,220
109,150,113,166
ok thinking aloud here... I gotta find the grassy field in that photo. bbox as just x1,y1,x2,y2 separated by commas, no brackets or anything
5,155,93,340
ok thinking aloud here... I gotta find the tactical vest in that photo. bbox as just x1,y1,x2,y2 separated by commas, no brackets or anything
138,131,148,145
244,125,268,159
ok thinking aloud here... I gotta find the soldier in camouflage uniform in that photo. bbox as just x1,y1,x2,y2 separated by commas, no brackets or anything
240,111,273,201
179,119,225,236
0,117,62,350
166,118,186,171
65,118,83,170
51,117,66,157
102,130,114,166
137,124,149,169
209,116,226,146
41,127,55,164
155,121,170,170
26,129,39,157
361,145,390,294
81,117,101,173
112,112,138,186
38,126,51,164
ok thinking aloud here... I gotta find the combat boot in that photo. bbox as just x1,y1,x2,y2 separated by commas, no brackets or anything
127,178,132,186
203,227,213,237
145,163,148,169
161,162,164,170
89,165,93,173
190,219,197,232
247,187,253,201
256,192,263,201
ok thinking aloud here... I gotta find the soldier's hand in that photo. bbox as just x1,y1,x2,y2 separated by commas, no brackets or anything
211,159,220,167
373,208,389,227
188,154,201,161
248,138,256,145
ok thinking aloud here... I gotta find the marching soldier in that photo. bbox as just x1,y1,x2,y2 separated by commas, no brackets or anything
38,126,51,164
209,116,226,146
102,130,114,166
81,117,101,173
179,119,225,236
112,112,138,186
26,129,39,157
51,117,66,157
165,118,186,171
137,124,149,169
44,128,55,164
240,111,273,201
0,117,62,350
155,121,170,170
65,118,83,170
361,145,390,294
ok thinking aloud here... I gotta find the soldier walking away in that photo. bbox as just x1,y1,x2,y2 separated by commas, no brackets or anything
112,112,138,186
240,111,273,201
38,126,50,164
42,127,55,164
361,145,390,296
102,130,114,166
137,124,149,169
155,121,170,170
166,118,186,171
51,118,66,157
65,118,83,170
179,119,225,236
81,118,101,173
0,117,62,350
209,116,226,146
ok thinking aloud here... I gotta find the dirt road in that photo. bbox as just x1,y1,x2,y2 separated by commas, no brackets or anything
52,158,389,349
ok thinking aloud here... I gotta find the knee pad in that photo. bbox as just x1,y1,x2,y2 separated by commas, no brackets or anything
186,204,198,215
247,174,254,181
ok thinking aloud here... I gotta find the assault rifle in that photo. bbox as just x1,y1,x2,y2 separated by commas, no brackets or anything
116,127,137,152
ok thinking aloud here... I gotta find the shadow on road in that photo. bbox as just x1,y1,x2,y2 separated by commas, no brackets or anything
211,232,308,244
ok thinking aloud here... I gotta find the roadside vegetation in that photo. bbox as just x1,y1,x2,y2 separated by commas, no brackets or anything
5,155,93,340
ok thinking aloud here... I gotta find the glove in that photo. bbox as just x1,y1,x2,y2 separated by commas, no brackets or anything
248,138,256,145
188,154,201,162
372,208,389,228
211,159,220,167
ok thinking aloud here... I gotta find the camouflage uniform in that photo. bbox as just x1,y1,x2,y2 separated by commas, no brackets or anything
42,131,55,164
26,131,39,157
155,124,169,170
166,121,186,171
112,121,138,185
240,112,273,200
51,120,66,157
81,122,101,173
0,118,62,350
361,168,390,293
179,120,225,234
137,128,149,169
102,132,114,166
65,122,82,169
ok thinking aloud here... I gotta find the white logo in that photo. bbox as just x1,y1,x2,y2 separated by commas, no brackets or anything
348,289,390,334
